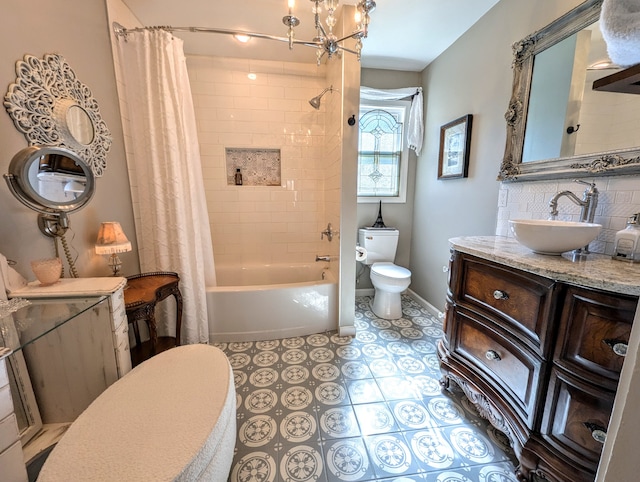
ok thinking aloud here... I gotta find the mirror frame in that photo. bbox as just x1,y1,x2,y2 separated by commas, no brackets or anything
5,145,96,216
498,0,640,182
3,54,112,177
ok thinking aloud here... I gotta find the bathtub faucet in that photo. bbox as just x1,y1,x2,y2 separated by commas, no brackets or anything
315,255,331,262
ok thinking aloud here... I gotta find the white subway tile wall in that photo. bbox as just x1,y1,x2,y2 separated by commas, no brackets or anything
187,56,331,267
496,175,640,255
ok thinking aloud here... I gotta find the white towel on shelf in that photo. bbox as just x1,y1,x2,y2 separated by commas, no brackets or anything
0,252,26,295
600,0,640,67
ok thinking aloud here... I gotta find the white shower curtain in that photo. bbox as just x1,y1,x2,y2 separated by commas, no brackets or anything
116,29,215,344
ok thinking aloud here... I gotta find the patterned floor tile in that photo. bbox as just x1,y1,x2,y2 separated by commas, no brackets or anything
353,402,399,436
389,399,433,430
319,406,361,440
230,450,278,482
323,437,375,482
278,442,326,482
226,295,518,482
346,378,385,404
363,432,420,479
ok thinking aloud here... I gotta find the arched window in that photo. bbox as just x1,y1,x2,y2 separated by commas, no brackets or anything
357,101,410,203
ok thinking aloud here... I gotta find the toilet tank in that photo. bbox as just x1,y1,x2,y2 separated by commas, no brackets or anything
358,228,399,265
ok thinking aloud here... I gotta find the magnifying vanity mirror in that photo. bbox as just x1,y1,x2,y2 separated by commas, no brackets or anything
499,0,640,181
4,145,96,236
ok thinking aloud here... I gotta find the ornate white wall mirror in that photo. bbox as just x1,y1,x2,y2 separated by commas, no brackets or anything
499,0,640,181
3,53,112,177
4,145,96,237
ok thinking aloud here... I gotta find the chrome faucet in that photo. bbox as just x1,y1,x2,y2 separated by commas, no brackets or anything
548,180,599,223
548,180,599,255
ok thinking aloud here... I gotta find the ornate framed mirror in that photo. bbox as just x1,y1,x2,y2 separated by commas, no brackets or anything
4,54,112,177
498,0,640,181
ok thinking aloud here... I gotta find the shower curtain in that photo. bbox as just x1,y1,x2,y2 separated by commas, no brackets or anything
115,29,215,344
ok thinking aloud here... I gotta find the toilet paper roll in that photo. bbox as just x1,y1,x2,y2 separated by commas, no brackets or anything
355,246,367,262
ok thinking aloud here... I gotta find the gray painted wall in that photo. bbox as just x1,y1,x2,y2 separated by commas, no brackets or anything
356,69,421,290
0,1,139,280
410,0,584,311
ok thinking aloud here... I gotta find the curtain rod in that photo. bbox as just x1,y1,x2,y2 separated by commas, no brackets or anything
112,21,321,49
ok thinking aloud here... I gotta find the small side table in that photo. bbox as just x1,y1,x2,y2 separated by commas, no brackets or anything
124,272,183,367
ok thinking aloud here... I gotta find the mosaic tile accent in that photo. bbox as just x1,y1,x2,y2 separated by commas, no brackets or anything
225,148,281,186
223,295,518,482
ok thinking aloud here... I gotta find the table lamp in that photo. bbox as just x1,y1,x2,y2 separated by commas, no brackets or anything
95,222,132,276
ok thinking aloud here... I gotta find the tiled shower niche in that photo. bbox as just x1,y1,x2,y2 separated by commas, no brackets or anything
225,148,281,186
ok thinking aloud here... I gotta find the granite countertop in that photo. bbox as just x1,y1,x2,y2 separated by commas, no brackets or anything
450,236,640,297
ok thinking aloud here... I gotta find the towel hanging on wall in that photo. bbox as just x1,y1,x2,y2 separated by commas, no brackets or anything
360,86,424,156
600,0,640,67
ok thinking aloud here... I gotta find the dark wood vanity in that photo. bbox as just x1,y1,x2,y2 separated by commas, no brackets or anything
438,237,639,482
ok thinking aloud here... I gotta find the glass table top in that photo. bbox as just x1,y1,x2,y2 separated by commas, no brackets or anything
0,296,107,352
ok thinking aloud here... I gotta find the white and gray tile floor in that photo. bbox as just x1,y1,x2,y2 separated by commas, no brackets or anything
216,295,519,482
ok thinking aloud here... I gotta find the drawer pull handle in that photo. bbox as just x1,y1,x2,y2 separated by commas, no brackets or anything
583,422,607,444
603,339,627,357
493,290,509,300
485,350,501,361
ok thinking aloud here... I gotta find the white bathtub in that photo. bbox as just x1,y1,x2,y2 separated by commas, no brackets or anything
207,263,338,342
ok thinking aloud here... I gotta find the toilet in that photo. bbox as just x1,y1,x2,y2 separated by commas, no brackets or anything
358,227,412,319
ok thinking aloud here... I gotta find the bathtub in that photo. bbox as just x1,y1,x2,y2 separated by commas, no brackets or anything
207,263,338,342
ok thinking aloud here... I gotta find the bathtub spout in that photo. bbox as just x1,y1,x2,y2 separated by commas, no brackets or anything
315,255,331,262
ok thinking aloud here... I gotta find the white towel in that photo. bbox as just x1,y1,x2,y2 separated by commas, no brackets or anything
0,252,27,295
600,0,640,67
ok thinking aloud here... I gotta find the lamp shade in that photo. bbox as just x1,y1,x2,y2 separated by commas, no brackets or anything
95,222,132,255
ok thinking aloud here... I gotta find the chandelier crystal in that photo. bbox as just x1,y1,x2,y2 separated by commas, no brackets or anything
283,0,376,65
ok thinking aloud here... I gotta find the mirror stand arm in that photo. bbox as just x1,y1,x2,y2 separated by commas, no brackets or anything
37,213,69,238
5,174,70,238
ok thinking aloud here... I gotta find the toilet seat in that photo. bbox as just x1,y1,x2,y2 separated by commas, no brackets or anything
371,262,411,279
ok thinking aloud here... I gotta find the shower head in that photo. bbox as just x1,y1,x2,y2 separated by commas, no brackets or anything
309,86,334,110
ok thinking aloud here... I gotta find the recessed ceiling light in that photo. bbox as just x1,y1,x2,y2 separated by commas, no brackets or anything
234,34,251,43
248,73,257,80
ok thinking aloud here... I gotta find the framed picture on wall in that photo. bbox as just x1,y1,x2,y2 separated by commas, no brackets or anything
438,114,473,180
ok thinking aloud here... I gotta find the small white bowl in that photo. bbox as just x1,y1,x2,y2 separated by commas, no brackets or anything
31,258,62,286
509,219,602,255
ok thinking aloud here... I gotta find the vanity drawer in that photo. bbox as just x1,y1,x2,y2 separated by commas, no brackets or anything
115,338,132,377
454,309,543,427
0,359,8,388
555,286,637,385
109,289,127,331
541,367,613,471
455,254,557,356
0,413,20,454
111,303,127,332
0,385,14,422
0,440,28,482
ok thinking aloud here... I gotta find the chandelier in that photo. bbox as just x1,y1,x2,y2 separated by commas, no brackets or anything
113,0,375,66
283,0,376,64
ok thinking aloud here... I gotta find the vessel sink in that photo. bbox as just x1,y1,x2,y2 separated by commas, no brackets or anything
508,219,602,255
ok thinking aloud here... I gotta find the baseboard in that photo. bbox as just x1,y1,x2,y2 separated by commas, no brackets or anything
356,288,374,297
406,289,445,320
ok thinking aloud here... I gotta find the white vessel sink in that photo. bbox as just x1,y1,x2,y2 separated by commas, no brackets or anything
508,219,602,255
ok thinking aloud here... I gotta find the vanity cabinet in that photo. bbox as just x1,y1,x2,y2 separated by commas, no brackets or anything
0,348,28,481
8,278,132,423
439,249,638,482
